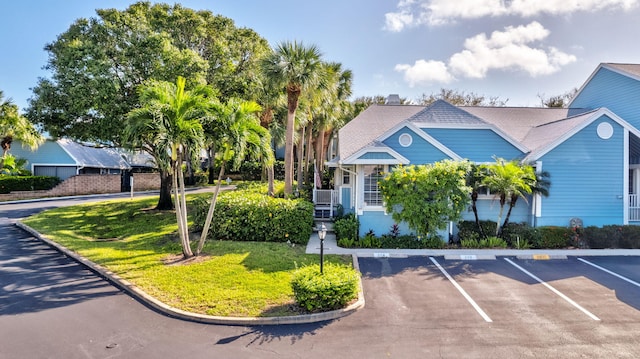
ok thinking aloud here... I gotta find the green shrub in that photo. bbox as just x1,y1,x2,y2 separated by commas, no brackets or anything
460,237,480,248
291,263,359,312
419,235,445,249
501,222,542,248
457,220,497,241
0,176,61,194
538,226,572,248
619,225,640,248
192,190,314,244
360,232,382,248
480,236,507,248
334,213,359,244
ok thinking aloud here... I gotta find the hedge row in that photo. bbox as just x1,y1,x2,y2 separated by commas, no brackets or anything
458,221,640,249
191,190,314,244
0,176,61,194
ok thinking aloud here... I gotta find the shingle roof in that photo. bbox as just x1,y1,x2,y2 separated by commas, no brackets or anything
58,138,131,170
338,100,602,164
605,63,640,79
409,100,486,125
338,104,425,161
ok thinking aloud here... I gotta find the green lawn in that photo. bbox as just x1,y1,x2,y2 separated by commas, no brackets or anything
22,196,348,317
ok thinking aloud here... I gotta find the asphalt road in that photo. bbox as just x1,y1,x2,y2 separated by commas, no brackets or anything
2,195,640,358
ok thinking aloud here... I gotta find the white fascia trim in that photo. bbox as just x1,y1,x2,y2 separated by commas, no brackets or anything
568,63,640,108
415,122,530,153
526,108,640,161
378,121,463,161
624,129,630,225
342,146,410,165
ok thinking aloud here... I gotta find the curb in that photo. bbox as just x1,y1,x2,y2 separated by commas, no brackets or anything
15,221,365,326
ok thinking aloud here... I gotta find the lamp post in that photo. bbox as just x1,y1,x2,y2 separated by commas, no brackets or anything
318,222,327,274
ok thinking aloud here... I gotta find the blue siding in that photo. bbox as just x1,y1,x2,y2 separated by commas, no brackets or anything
357,152,395,160
425,128,524,162
460,197,531,226
537,116,625,227
358,211,413,236
383,127,452,164
10,140,75,168
571,67,640,128
341,187,352,210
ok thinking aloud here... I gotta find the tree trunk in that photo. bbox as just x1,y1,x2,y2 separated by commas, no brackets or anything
156,170,174,210
496,194,506,237
502,194,519,232
267,164,275,197
284,88,301,196
304,123,313,183
197,162,226,255
471,191,485,238
296,126,305,191
172,160,193,258
207,147,215,185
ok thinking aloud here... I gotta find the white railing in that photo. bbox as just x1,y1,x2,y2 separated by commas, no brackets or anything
630,194,640,221
313,189,339,217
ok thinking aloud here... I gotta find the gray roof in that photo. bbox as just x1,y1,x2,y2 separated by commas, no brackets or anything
337,100,602,164
605,63,640,79
338,104,425,161
410,100,486,125
59,139,131,170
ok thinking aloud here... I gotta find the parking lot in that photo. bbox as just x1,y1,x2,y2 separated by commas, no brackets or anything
355,255,640,358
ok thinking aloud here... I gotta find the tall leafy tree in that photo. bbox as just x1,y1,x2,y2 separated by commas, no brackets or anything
27,2,268,208
502,169,550,229
126,76,210,258
197,98,273,254
260,41,323,195
418,88,508,106
0,91,43,170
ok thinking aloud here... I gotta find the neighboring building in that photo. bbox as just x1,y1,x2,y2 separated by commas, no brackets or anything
322,63,640,237
10,138,155,181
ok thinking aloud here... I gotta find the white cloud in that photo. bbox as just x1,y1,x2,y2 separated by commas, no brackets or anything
384,0,639,28
394,60,454,86
394,22,577,86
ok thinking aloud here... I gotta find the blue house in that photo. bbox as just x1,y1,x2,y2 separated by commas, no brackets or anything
323,63,640,237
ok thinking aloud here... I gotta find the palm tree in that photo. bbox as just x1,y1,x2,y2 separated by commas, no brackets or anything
126,76,210,258
0,91,44,169
481,157,534,237
260,41,322,196
502,169,550,229
197,98,273,255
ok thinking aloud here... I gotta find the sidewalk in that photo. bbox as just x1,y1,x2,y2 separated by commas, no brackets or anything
305,230,640,258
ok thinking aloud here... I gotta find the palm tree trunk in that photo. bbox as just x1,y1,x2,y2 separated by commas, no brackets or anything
304,124,313,182
496,194,506,237
267,164,275,197
471,191,485,238
177,160,191,256
296,126,305,191
172,163,191,258
197,162,226,255
502,195,518,231
284,88,301,195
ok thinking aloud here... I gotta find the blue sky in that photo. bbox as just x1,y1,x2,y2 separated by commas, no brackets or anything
2,0,640,111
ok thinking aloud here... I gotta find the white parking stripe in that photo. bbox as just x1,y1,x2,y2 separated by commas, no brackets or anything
504,258,601,321
577,258,640,289
429,257,493,323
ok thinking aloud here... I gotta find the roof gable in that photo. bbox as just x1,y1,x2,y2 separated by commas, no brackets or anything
408,99,486,125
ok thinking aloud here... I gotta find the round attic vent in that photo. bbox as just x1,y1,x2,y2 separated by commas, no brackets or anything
597,122,613,140
399,133,412,147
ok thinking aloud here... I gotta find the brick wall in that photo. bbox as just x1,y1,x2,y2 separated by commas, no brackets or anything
0,173,162,202
0,174,121,201
132,173,161,191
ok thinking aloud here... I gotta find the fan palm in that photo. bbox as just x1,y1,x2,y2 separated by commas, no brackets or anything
260,41,322,195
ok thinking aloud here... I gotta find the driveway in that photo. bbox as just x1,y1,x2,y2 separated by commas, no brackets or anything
3,195,640,357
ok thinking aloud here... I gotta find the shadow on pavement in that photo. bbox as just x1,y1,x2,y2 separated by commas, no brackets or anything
0,225,118,316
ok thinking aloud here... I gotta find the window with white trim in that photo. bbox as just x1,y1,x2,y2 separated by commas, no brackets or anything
363,165,384,206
